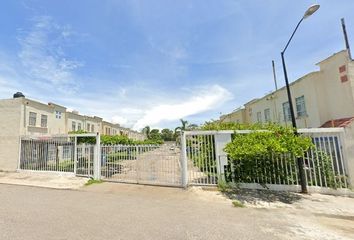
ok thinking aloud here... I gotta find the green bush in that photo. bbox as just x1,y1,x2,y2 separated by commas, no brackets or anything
106,150,137,162
69,130,162,145
224,126,313,185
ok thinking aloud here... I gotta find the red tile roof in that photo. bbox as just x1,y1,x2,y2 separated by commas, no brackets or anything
321,117,354,128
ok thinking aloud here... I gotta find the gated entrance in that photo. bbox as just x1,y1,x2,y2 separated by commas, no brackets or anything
19,135,183,187
100,142,182,187
18,128,352,193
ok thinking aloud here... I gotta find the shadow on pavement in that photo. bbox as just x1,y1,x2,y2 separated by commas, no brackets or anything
222,187,303,204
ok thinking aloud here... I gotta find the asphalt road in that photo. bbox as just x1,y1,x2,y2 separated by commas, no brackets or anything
0,183,290,240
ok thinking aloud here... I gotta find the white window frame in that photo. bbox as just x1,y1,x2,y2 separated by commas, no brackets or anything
55,111,62,119
72,121,76,131
256,111,262,123
296,95,307,117
29,112,37,126
264,108,271,122
41,114,47,128
78,123,82,130
282,102,291,122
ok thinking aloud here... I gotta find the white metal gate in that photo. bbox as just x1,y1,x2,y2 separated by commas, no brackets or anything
19,133,99,178
100,142,182,187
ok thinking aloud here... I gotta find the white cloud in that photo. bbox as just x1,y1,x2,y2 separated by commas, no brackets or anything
17,16,83,93
132,84,233,130
111,115,128,126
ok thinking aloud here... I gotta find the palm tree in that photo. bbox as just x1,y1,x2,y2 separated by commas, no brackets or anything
174,119,188,134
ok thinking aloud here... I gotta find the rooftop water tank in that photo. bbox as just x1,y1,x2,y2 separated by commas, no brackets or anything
13,92,25,98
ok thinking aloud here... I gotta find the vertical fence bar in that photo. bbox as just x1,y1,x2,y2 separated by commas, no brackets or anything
17,136,22,170
181,132,188,188
74,136,77,175
93,133,101,180
337,133,348,188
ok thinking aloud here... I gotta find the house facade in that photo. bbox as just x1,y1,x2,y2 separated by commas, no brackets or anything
0,96,146,170
220,50,354,128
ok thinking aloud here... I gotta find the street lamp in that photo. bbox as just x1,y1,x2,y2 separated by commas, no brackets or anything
280,4,320,193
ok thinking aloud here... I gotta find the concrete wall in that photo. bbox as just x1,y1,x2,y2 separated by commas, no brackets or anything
0,98,22,170
246,72,322,128
315,51,354,124
343,121,354,187
66,112,85,132
21,99,67,135
84,117,101,133
220,108,246,123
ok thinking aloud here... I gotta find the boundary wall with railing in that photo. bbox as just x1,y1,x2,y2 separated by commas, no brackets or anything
181,128,353,195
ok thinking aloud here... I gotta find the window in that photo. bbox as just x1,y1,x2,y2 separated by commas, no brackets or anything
282,102,291,122
264,108,271,122
256,112,262,123
87,123,90,131
91,125,94,132
29,112,37,126
78,123,82,130
41,114,47,127
62,146,71,159
72,121,76,131
296,96,307,117
55,111,62,119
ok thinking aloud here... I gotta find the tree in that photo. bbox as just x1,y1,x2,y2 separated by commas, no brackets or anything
175,119,199,134
174,119,188,134
142,126,151,138
161,128,175,141
149,129,163,142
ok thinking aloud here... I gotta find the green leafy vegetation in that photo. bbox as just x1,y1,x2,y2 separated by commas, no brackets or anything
69,130,163,145
217,180,229,192
198,122,343,189
85,179,103,186
232,200,245,208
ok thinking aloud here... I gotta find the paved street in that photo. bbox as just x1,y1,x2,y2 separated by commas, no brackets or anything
1,183,354,240
0,183,285,240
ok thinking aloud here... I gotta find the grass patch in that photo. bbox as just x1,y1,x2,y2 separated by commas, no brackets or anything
232,200,245,208
85,179,104,186
217,180,229,192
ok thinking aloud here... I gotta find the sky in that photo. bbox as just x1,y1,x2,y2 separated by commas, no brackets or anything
0,0,353,130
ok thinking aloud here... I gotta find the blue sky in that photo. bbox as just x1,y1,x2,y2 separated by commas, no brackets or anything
0,0,353,130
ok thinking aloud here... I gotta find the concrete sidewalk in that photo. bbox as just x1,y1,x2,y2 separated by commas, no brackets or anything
0,171,88,189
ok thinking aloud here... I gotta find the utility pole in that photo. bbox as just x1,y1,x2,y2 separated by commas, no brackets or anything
341,18,352,60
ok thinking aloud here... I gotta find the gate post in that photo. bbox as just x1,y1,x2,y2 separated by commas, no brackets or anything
93,132,101,180
214,133,232,182
74,136,77,175
17,136,22,171
181,131,188,188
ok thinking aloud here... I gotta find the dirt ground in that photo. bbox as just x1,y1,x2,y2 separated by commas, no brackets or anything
1,181,354,240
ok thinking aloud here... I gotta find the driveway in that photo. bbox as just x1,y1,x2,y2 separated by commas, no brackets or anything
0,183,353,240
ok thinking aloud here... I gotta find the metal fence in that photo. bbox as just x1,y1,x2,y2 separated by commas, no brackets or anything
300,129,348,189
184,133,218,185
19,129,350,191
101,143,182,187
19,136,76,173
182,128,350,191
19,134,98,176
76,144,95,177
